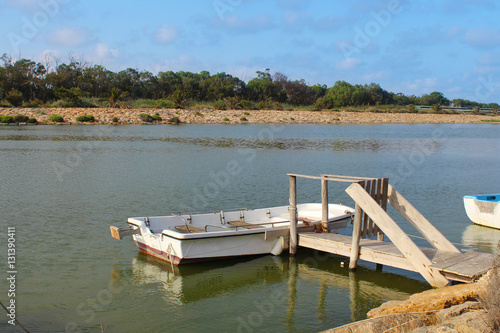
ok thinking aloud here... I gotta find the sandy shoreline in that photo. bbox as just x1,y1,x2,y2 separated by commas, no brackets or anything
1,107,498,125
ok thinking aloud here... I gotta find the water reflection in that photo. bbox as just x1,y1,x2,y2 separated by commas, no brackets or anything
462,224,500,253
130,251,429,324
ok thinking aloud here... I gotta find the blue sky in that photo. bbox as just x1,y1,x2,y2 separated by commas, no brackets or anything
1,0,500,103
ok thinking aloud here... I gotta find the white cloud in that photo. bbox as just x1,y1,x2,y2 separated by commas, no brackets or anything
94,43,119,60
49,27,91,47
464,28,500,49
402,77,439,95
154,25,181,44
335,58,362,71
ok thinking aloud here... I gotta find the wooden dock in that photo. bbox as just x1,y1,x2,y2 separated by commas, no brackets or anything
288,174,495,288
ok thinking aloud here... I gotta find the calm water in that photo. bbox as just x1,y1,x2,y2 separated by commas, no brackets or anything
1,123,500,332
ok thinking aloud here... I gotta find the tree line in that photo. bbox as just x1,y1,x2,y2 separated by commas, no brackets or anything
0,53,498,111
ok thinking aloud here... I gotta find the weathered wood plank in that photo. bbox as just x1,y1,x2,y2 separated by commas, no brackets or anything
322,176,328,225
265,227,289,241
427,250,482,268
434,252,493,277
349,181,365,270
346,183,450,288
388,185,460,253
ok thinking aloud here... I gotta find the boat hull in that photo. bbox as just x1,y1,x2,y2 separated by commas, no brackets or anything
464,194,500,229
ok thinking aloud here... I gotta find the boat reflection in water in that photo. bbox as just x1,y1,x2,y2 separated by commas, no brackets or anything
130,250,429,323
462,224,500,253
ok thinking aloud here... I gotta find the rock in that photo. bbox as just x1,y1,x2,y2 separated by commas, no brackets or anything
367,282,485,318
323,313,430,333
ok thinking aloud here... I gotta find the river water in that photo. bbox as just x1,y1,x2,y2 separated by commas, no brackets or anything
1,123,500,332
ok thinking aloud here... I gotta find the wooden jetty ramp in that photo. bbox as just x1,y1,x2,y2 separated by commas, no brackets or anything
288,174,494,288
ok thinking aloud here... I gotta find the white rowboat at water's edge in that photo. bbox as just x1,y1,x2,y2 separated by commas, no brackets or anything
111,203,354,264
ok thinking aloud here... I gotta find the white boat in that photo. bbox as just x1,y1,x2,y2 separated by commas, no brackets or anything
463,194,500,229
110,203,354,264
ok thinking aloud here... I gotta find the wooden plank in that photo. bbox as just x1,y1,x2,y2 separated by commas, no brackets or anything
388,185,460,253
377,178,389,241
434,252,493,277
265,227,289,241
289,175,298,255
287,173,323,180
428,250,482,268
361,180,371,239
346,183,450,288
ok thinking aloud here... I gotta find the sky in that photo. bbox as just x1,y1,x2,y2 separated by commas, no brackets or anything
1,0,500,103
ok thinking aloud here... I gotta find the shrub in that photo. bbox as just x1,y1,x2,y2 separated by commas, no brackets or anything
151,113,162,121
167,116,180,124
76,114,95,122
5,90,23,107
169,89,188,109
223,117,230,122
55,87,83,107
240,116,247,122
213,100,227,110
13,115,29,123
25,98,44,108
0,115,14,123
240,100,256,110
156,99,174,108
48,114,64,122
224,97,240,109
112,116,119,123
243,111,250,115
140,113,153,122
407,104,416,113
26,117,37,124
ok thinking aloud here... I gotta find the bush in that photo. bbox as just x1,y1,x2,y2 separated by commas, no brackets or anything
156,99,174,108
26,117,37,124
223,117,229,122
167,116,180,124
140,113,153,122
25,98,44,108
407,104,416,113
13,115,29,123
48,114,64,122
112,116,119,123
140,113,161,122
240,100,257,110
76,114,95,122
0,115,14,123
5,90,23,107
151,113,162,121
240,116,247,122
213,100,227,110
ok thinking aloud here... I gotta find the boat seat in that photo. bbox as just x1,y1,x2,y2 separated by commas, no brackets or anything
227,221,263,229
174,225,205,233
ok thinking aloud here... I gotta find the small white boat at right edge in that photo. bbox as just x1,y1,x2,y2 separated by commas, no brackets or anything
463,194,500,229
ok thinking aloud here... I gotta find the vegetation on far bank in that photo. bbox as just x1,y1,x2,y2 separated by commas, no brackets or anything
0,53,499,116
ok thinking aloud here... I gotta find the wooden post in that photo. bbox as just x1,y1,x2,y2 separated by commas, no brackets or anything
289,175,298,255
349,181,365,271
321,176,328,231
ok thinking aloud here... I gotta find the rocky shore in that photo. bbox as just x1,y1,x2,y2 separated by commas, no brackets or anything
325,274,493,333
1,107,498,125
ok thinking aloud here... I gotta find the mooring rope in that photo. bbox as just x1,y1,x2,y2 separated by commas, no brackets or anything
0,299,31,332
